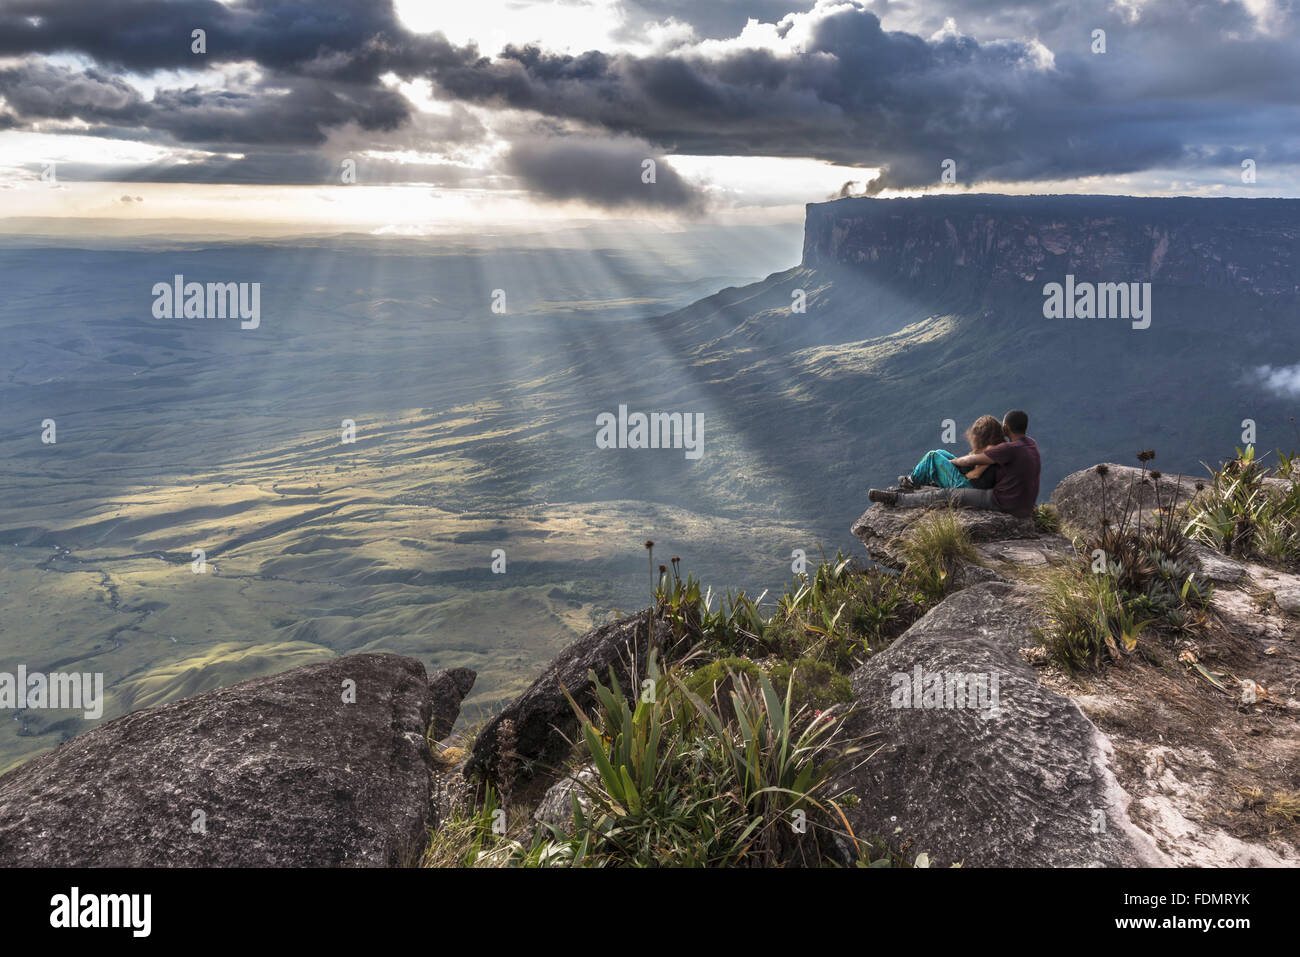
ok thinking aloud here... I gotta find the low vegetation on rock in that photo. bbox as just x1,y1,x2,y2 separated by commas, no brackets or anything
1036,454,1214,671
425,447,1300,868
1184,445,1300,565
431,535,971,867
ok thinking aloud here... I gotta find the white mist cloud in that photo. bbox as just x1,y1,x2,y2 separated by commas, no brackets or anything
1254,363,1300,397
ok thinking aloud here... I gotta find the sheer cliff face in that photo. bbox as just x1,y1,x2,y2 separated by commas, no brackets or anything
802,195,1300,297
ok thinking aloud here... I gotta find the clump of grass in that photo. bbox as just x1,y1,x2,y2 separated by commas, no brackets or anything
435,551,956,868
1037,534,1211,672
420,785,559,868
1266,791,1300,823
1037,451,1212,671
433,652,862,867
420,796,496,868
1238,786,1300,824
436,553,935,867
898,508,979,601
1034,561,1128,671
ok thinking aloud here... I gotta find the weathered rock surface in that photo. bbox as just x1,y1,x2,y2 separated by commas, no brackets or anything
0,654,473,867
833,583,1168,867
466,613,672,791
1185,542,1249,585
1050,464,1198,534
428,666,477,740
850,502,1042,569
1274,587,1300,614
533,765,598,830
1247,565,1300,616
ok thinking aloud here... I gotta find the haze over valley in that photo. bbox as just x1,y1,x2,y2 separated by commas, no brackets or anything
3,194,1298,771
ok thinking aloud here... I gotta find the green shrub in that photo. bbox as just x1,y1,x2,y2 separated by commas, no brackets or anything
684,657,762,723
1033,504,1061,534
768,659,854,714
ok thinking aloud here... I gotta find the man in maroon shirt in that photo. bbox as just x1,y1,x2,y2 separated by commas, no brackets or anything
868,410,1041,518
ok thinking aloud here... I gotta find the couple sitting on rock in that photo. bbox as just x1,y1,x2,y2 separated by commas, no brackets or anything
869,409,1041,519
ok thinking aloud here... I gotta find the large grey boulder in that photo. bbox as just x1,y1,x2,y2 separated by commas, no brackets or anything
833,583,1168,867
851,503,1038,569
467,613,672,792
1050,464,1199,534
0,654,475,867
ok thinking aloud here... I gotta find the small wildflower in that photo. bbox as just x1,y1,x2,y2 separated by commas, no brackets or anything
1095,464,1110,476
1150,470,1162,480
1137,450,1155,463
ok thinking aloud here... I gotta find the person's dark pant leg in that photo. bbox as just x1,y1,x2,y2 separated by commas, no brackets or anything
894,487,999,510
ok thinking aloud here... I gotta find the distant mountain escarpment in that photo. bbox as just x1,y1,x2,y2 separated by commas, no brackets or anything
801,194,1300,299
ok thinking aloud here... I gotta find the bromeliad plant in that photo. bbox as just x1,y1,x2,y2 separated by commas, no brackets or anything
1184,445,1300,566
549,652,862,866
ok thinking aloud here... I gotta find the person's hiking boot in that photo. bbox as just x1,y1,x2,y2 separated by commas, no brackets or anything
868,488,897,506
897,475,917,491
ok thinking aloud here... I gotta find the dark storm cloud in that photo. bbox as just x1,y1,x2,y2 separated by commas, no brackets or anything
0,0,491,186
0,61,149,123
432,1,1300,190
432,10,1080,189
504,137,704,210
0,0,467,80
0,0,483,175
2,0,1298,194
0,58,421,165
145,79,410,145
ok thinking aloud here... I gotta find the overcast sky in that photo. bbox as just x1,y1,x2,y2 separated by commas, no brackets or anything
1,0,1296,231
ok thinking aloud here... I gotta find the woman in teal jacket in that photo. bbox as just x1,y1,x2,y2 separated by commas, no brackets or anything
902,415,1005,490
